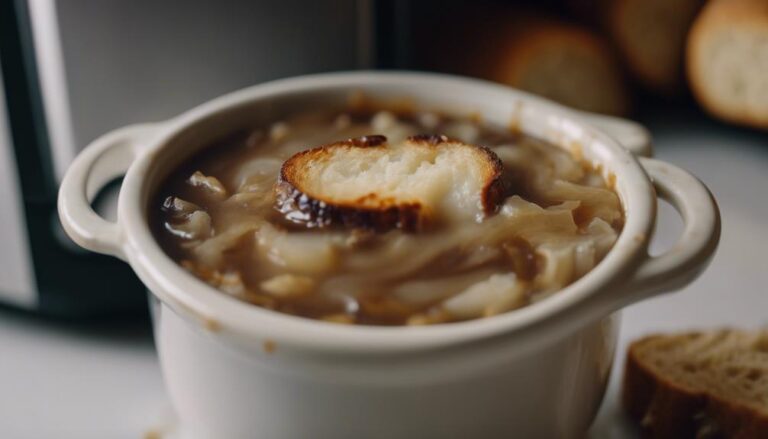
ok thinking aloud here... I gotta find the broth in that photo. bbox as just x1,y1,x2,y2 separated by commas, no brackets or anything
151,106,623,325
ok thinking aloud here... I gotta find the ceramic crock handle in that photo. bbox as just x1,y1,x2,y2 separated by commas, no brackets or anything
578,112,653,157
58,124,157,261
623,157,721,301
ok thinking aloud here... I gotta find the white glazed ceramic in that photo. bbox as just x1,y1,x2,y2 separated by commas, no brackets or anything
58,72,720,439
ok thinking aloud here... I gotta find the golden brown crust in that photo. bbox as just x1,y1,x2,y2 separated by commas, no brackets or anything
623,336,709,438
486,19,630,115
687,0,768,129
622,332,768,439
410,5,629,115
609,0,703,94
275,135,504,232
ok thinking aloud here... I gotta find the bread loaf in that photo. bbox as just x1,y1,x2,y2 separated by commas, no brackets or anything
687,0,768,129
623,329,768,438
488,20,630,115
608,0,703,93
414,7,630,116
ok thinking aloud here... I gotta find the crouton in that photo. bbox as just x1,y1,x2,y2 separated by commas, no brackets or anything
275,134,504,232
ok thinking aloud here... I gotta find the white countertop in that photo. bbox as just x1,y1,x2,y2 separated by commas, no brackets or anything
1,113,767,438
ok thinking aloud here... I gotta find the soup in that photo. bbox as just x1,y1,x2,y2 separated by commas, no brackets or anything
151,105,623,326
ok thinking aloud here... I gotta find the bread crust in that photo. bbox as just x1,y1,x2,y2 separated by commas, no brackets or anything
275,135,504,232
609,0,703,94
687,0,768,129
411,5,629,115
623,331,768,438
489,20,630,115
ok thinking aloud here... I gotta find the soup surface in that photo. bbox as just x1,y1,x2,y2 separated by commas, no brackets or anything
152,106,623,325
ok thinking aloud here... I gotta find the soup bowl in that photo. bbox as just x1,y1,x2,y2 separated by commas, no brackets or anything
58,72,720,439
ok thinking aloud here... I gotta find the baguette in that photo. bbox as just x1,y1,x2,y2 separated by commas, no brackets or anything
568,0,702,93
687,0,768,129
608,0,703,94
275,135,504,232
485,19,630,116
623,329,768,438
412,6,630,116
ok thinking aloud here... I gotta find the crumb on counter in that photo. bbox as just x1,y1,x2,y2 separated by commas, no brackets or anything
203,317,221,332
263,340,276,354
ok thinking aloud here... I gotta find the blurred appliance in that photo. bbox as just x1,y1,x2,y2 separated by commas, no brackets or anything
0,0,409,316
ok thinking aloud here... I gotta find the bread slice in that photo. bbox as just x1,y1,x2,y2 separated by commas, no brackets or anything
608,0,703,94
411,5,630,115
486,19,630,116
623,329,768,438
275,134,504,232
687,0,768,130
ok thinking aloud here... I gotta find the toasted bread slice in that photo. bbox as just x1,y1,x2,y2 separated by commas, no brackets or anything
608,0,703,94
410,5,630,115
623,329,768,438
687,0,768,129
275,134,504,232
488,19,630,116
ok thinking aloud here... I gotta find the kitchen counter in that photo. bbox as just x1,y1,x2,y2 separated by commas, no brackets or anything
1,111,766,438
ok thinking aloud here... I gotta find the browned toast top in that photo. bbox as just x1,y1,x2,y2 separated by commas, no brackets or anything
275,134,504,232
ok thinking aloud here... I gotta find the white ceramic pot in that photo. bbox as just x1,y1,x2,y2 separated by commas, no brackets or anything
58,72,720,439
